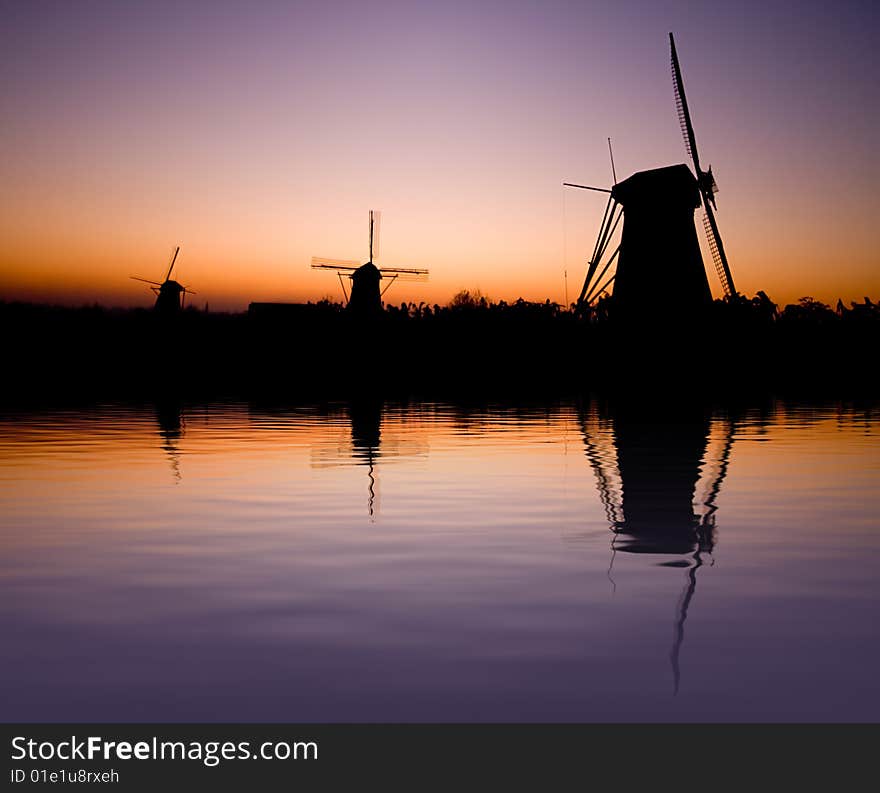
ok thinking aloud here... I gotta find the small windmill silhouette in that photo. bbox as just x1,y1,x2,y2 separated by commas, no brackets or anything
311,211,428,314
131,246,196,314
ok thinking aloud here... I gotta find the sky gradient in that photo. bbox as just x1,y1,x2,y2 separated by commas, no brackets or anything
1,0,877,310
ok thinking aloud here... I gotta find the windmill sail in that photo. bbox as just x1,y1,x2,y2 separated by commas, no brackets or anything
165,246,180,281
311,257,362,270
369,210,381,262
670,32,737,298
376,267,429,278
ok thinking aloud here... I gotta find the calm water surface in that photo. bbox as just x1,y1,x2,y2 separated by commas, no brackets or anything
1,399,878,721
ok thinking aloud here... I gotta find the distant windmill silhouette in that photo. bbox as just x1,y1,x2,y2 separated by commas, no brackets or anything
565,33,737,319
311,211,428,316
131,246,196,314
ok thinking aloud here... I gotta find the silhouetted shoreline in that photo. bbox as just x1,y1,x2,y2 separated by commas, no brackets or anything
3,296,878,405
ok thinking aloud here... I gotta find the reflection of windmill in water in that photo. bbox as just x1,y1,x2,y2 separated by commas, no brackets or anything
311,211,429,316
566,33,737,319
309,399,429,520
581,401,735,693
349,398,382,519
154,400,184,483
131,246,196,315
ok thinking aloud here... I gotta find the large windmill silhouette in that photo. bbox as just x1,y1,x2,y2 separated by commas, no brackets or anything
311,211,428,315
566,33,737,319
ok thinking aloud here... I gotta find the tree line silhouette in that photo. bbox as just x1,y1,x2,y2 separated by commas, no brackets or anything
2,289,877,403
294,289,880,326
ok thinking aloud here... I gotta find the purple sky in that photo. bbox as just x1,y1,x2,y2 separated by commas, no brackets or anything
1,0,877,308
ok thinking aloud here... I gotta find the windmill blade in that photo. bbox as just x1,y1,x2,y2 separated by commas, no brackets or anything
369,210,381,261
672,32,719,208
381,271,429,282
377,267,428,276
131,276,163,285
670,32,701,175
311,257,361,270
671,32,737,297
378,267,429,282
563,182,611,194
165,246,180,281
701,200,737,297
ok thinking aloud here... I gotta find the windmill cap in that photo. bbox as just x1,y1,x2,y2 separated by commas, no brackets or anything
353,261,382,280
611,164,701,209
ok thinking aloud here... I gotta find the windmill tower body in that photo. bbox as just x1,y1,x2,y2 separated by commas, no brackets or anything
611,164,711,321
348,262,383,317
155,280,186,315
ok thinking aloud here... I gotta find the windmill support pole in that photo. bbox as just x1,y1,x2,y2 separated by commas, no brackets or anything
338,273,350,304
585,271,616,305
589,196,614,273
579,197,615,303
584,246,620,304
577,270,593,306
380,274,399,298
595,203,622,264
581,203,622,302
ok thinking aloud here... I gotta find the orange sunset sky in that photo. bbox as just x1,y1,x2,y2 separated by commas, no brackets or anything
1,1,877,311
